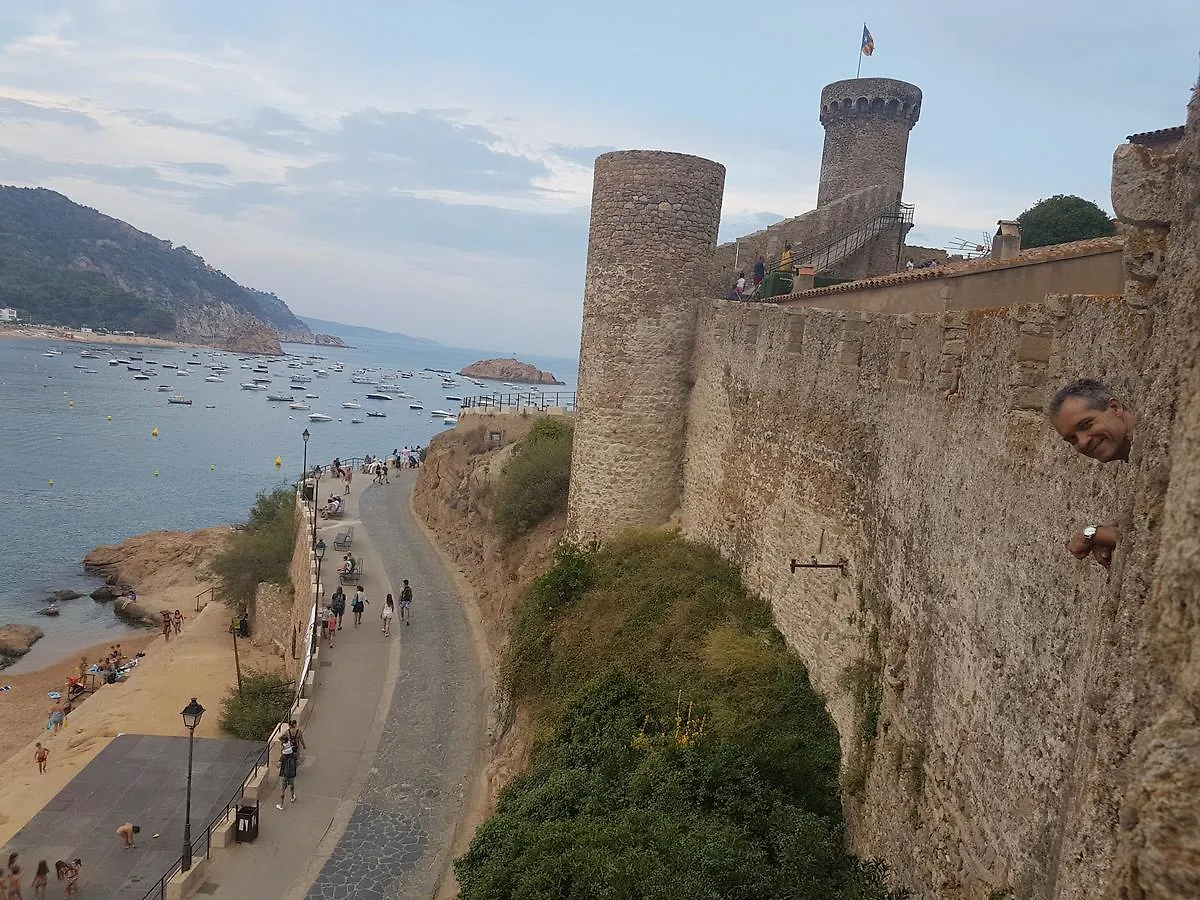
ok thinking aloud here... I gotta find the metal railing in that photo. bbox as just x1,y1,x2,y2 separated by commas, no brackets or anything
194,587,215,613
139,742,272,900
460,391,577,413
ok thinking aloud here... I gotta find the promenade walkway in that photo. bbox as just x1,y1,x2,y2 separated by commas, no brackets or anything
201,469,487,900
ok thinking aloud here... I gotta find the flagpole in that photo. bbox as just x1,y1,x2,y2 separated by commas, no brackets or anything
856,22,864,78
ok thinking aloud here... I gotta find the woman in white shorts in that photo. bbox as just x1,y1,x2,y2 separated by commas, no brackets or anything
381,594,395,636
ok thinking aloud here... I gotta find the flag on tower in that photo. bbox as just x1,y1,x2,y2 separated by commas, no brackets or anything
861,25,875,57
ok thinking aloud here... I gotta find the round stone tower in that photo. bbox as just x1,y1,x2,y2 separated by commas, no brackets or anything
567,150,725,540
817,77,922,207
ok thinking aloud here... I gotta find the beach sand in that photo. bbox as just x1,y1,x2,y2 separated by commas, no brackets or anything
0,600,278,846
0,324,227,352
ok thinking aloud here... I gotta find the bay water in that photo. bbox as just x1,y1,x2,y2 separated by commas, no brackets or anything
0,330,577,673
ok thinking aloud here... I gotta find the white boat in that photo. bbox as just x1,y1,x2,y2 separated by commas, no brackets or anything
350,417,364,424
308,412,333,422
205,375,224,382
399,372,414,379
305,393,319,399
167,395,192,405
445,395,463,402
240,382,268,391
158,385,173,392
162,363,178,369
290,402,310,410
133,374,151,381
240,364,252,369
430,409,452,417
342,401,362,409
176,369,190,376
367,411,386,418
365,392,393,401
108,359,120,366
42,349,62,357
79,350,99,359
443,416,459,426
408,402,424,410
266,394,294,402
291,375,312,383
314,370,329,377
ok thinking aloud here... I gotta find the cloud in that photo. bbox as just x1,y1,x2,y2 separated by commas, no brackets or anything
0,96,101,131
548,143,617,167
166,160,232,176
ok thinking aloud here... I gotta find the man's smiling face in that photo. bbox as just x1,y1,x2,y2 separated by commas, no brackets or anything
1052,395,1132,462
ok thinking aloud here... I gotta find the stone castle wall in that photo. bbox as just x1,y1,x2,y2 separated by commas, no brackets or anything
568,150,725,537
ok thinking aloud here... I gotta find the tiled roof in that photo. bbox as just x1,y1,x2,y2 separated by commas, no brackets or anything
769,236,1124,302
1126,125,1186,146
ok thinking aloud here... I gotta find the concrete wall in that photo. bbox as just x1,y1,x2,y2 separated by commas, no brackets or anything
779,240,1123,314
249,496,317,680
681,293,1158,898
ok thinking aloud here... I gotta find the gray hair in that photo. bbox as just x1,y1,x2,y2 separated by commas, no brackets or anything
1048,378,1116,417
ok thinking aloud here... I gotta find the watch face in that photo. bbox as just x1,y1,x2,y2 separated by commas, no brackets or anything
1083,526,1098,538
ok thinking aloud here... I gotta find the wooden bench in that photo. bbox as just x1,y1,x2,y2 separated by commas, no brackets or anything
333,527,354,550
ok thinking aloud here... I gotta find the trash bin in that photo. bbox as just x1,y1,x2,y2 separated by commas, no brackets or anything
235,801,259,843
301,480,315,502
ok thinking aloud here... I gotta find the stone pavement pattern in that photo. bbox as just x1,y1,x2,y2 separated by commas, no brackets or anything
0,734,264,900
202,471,485,900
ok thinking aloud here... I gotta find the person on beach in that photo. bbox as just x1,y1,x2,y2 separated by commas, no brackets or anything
381,594,395,635
35,742,48,773
161,613,172,642
31,862,47,900
6,857,19,900
116,823,139,849
54,860,80,898
351,586,367,626
399,579,412,626
172,610,183,634
331,588,345,631
77,656,88,679
48,700,65,735
277,734,298,808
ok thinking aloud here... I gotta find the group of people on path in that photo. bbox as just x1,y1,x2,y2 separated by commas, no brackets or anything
320,580,411,643
1,852,79,900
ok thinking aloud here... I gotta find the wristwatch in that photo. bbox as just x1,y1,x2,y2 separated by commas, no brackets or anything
1082,525,1099,542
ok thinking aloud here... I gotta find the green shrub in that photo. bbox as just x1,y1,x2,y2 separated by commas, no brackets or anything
491,418,573,540
459,531,900,899
211,486,296,609
218,669,292,740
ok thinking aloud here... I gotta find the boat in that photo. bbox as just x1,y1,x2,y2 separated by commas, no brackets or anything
443,416,459,426
205,375,223,382
409,402,424,410
252,377,271,384
205,405,216,409
133,374,151,381
167,396,192,405
365,392,393,401
305,393,319,399
127,365,142,372
73,363,88,369
42,349,63,357
162,363,178,369
79,350,99,359
314,369,329,377
342,401,362,409
266,394,294,402
399,372,414,379
430,409,452,417
158,385,173,392
240,382,268,391
290,402,310,410
291,375,312,383
444,395,463,402
307,412,333,422
108,359,120,366
240,364,252,370
367,411,387,418
350,418,364,424
187,359,203,366
176,369,190,376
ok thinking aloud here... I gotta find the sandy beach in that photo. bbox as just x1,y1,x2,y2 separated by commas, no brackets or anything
0,524,281,846
0,323,232,352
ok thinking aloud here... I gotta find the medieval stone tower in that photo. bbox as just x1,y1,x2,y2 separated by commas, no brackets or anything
566,151,725,540
817,77,922,207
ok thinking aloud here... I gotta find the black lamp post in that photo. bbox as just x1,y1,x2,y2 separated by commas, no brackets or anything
301,429,310,498
311,466,320,549
180,697,205,872
315,538,326,606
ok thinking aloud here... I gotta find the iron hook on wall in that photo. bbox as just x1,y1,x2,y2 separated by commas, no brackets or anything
790,556,848,576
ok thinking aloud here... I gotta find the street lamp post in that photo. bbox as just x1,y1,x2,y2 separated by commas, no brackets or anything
311,538,326,656
180,697,205,873
301,429,310,500
311,467,320,549
315,537,326,607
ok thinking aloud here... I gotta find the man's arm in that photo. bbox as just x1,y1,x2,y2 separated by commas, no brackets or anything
1066,524,1119,568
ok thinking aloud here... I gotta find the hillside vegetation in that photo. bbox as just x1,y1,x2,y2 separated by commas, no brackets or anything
0,186,307,337
456,532,904,899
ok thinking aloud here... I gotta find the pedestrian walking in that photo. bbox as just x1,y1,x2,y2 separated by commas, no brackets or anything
172,610,184,634
331,587,346,630
7,860,21,900
381,594,395,636
277,734,298,808
287,720,306,767
351,586,367,626
161,612,172,642
47,699,65,735
34,742,48,773
399,579,413,626
31,862,47,900
344,468,352,495
326,606,338,648
54,860,80,899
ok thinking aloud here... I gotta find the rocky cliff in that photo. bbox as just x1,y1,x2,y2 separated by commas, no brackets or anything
460,358,564,384
0,185,309,352
277,330,348,348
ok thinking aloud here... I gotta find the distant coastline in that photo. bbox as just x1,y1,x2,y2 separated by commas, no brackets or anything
0,323,235,353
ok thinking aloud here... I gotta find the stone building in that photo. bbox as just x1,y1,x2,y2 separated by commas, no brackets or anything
567,79,1200,900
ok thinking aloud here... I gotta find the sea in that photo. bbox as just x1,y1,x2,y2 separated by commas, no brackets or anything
0,328,577,674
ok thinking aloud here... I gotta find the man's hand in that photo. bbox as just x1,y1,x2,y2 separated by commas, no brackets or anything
1066,525,1118,567
1066,531,1093,559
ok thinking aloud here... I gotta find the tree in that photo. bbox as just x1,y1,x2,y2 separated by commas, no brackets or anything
1016,195,1116,249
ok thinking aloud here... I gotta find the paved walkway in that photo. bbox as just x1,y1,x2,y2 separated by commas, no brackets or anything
201,469,487,900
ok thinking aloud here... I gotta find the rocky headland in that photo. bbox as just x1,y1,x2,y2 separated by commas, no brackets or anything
277,330,349,348
460,358,564,385
0,624,43,667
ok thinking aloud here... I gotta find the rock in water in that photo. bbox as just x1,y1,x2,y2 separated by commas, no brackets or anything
105,574,119,586
47,589,82,603
113,597,158,627
459,358,564,385
0,623,43,665
90,585,118,601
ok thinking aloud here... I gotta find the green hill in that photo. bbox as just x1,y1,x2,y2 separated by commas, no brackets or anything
0,186,307,341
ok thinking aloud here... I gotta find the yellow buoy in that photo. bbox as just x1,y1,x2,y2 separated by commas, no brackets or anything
48,479,54,486
275,455,282,468
68,400,75,408
151,427,159,438
107,415,112,422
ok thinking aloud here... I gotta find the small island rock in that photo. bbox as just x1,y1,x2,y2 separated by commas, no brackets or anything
460,358,564,385
0,623,43,664
47,589,82,603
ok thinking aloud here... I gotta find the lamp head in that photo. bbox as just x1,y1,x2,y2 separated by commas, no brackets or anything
315,539,326,560
181,697,205,730
302,428,310,444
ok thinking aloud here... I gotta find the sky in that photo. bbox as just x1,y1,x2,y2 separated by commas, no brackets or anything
0,2,1196,356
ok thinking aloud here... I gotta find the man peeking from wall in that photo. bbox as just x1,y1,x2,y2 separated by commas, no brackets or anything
1048,378,1137,568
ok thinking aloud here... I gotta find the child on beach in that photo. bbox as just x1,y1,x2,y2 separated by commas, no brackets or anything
31,862,47,900
34,742,48,773
7,859,21,900
54,860,80,898
116,823,140,849
381,594,394,636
